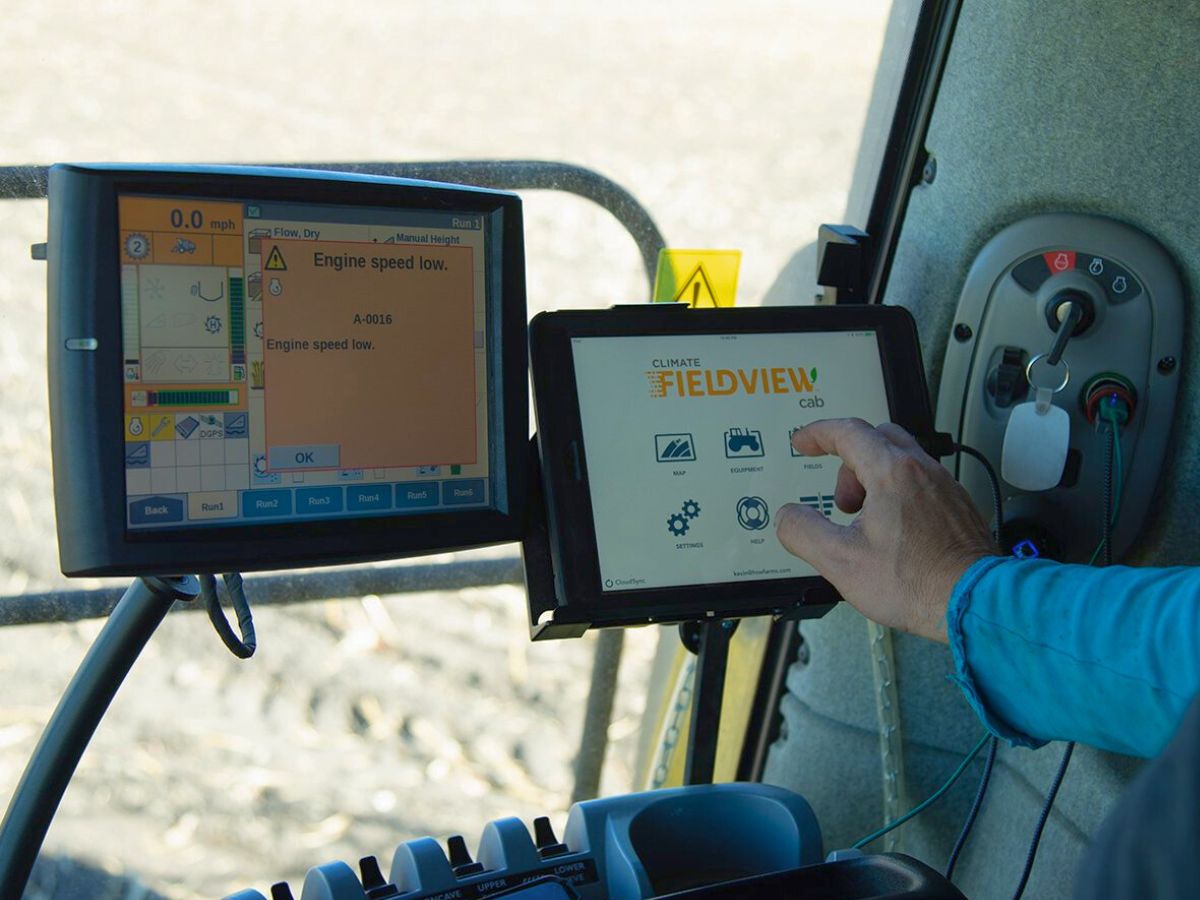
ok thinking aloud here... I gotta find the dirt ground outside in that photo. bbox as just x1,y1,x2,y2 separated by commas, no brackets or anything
0,2,891,896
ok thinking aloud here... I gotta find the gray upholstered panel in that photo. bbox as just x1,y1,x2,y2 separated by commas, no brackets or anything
764,1,1198,897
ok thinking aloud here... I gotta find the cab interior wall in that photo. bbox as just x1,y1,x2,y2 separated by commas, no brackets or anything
764,1,1198,897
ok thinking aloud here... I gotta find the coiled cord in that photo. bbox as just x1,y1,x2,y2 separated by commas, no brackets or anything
199,572,257,659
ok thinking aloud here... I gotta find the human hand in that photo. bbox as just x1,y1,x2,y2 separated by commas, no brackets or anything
776,419,997,643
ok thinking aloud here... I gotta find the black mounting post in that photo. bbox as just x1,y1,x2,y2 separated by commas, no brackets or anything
0,575,199,895
681,618,737,785
816,224,872,304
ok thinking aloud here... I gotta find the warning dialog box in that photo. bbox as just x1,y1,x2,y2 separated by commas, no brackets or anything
262,239,477,471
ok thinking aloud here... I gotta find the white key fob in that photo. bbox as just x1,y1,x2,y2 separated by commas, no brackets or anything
1001,394,1070,491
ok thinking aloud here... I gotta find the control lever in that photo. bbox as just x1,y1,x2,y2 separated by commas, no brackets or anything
270,884,296,900
533,816,570,858
447,834,486,876
359,856,403,899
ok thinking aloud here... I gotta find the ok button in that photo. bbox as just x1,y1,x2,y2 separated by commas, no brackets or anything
267,444,340,470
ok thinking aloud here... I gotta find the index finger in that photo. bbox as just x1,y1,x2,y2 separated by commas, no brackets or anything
790,418,899,486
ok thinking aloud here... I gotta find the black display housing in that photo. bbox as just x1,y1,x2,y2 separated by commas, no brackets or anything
47,164,527,576
524,304,934,639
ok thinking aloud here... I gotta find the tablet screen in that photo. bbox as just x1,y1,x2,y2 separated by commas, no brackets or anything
571,330,890,592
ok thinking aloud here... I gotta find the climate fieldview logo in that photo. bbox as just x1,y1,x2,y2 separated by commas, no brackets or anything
646,365,819,398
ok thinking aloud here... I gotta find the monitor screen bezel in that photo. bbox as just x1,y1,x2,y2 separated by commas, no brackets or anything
529,305,935,629
48,164,527,576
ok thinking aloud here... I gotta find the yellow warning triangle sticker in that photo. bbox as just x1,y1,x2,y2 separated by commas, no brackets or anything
674,264,719,307
265,246,287,271
652,249,741,307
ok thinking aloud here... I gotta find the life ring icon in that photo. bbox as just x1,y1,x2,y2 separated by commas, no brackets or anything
736,496,770,531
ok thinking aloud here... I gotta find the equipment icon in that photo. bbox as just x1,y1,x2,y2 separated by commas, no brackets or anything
204,315,222,334
1088,257,1105,276
725,427,764,458
268,278,283,296
655,432,696,462
736,496,770,531
171,238,197,255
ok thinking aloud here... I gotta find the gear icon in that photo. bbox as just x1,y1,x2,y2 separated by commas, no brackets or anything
667,512,690,537
204,315,222,334
124,233,150,259
681,499,701,519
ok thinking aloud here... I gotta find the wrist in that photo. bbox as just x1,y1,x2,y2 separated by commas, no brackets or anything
916,550,997,643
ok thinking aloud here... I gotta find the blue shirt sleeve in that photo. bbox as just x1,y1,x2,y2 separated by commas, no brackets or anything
946,556,1200,758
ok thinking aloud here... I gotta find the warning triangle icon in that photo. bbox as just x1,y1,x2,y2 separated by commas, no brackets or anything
673,263,719,307
265,246,287,271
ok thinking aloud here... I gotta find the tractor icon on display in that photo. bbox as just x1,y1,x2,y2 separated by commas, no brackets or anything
724,427,765,458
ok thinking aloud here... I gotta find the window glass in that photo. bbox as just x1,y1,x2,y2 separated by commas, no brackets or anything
0,1,895,894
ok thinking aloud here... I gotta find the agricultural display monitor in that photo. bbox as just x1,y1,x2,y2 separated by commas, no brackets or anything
527,304,935,634
46,165,527,576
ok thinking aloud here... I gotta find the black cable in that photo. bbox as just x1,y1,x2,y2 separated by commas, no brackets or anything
1010,741,1076,900
955,443,1003,545
200,572,257,658
1009,416,1119,896
1101,418,1116,568
945,735,998,880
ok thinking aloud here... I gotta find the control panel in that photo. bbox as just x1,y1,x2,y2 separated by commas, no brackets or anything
223,783,822,900
936,213,1184,561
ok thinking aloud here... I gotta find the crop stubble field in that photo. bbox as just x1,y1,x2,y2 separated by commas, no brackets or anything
0,2,889,896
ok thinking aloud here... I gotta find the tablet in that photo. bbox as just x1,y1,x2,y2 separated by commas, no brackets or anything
46,164,527,576
525,304,934,635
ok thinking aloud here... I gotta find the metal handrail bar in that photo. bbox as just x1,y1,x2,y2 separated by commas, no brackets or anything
0,160,666,286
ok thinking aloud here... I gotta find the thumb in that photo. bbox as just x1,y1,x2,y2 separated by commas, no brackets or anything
775,502,854,578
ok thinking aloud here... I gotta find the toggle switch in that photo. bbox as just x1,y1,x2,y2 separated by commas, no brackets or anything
533,816,570,858
359,856,403,899
447,835,486,877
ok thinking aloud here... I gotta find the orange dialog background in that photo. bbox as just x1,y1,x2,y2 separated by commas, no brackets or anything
263,240,477,469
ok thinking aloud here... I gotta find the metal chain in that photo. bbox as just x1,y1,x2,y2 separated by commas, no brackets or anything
868,621,909,853
650,657,697,789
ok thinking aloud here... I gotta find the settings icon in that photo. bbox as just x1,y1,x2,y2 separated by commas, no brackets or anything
666,498,702,537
